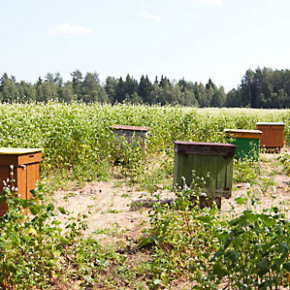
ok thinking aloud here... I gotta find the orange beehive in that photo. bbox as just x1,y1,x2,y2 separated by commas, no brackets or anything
256,122,285,152
0,148,42,216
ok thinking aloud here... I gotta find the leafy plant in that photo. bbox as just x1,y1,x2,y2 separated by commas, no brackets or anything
137,178,290,289
279,153,290,176
138,182,222,288
210,204,290,289
233,158,260,184
0,184,123,289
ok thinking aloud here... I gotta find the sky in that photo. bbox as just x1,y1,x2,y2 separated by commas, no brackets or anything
1,0,290,92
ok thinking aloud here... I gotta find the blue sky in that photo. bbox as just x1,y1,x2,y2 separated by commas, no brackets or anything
1,0,290,92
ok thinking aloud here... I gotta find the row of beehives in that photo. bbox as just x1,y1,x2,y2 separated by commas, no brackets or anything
111,122,285,159
111,122,285,209
0,122,285,215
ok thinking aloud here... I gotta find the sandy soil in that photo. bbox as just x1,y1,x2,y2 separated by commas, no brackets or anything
48,153,290,289
51,179,176,248
51,153,290,248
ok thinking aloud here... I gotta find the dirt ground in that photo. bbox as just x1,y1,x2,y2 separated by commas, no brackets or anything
51,153,290,247
48,153,290,289
51,180,176,246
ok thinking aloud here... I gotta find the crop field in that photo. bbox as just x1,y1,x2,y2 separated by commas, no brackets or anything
0,103,289,289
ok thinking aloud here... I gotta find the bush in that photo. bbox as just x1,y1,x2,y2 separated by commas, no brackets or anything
210,205,290,289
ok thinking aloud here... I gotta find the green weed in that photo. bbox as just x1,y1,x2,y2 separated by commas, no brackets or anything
0,184,124,289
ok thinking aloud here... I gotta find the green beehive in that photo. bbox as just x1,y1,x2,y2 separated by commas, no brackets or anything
225,129,262,161
173,141,237,208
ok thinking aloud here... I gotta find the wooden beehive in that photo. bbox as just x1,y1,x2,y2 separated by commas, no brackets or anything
225,129,262,161
256,122,285,152
173,141,236,208
0,148,42,216
110,124,151,148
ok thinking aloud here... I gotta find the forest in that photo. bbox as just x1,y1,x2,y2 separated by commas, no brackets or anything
0,67,289,108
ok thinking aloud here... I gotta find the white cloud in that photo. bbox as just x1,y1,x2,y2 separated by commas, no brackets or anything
50,23,92,35
142,11,161,22
201,0,222,6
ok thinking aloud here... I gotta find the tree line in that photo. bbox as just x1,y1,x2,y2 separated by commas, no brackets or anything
227,67,290,108
0,67,289,108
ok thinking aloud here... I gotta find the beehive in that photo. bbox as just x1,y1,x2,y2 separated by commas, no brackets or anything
256,122,285,152
173,141,236,208
225,129,262,160
0,148,42,216
110,124,151,148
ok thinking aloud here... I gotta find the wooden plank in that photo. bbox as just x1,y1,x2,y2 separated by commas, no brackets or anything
173,153,184,189
195,154,203,181
15,166,29,215
208,155,218,191
191,154,198,186
201,155,211,188
225,156,234,191
0,148,42,155
110,124,151,132
26,163,39,200
225,129,262,139
174,142,236,157
178,154,184,188
216,156,226,190
18,152,42,165
183,154,193,188
0,155,19,166
16,167,27,200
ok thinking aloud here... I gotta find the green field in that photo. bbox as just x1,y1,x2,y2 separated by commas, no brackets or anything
0,103,289,289
0,102,289,181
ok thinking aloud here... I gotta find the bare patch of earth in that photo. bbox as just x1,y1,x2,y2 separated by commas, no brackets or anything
52,154,289,241
51,180,175,246
51,153,290,288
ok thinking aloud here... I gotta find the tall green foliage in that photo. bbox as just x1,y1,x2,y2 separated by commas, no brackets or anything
0,103,288,182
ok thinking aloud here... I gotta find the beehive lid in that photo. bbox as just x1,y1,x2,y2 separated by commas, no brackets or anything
225,129,262,134
110,124,151,132
256,122,285,126
0,148,42,155
225,129,262,139
174,141,237,157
